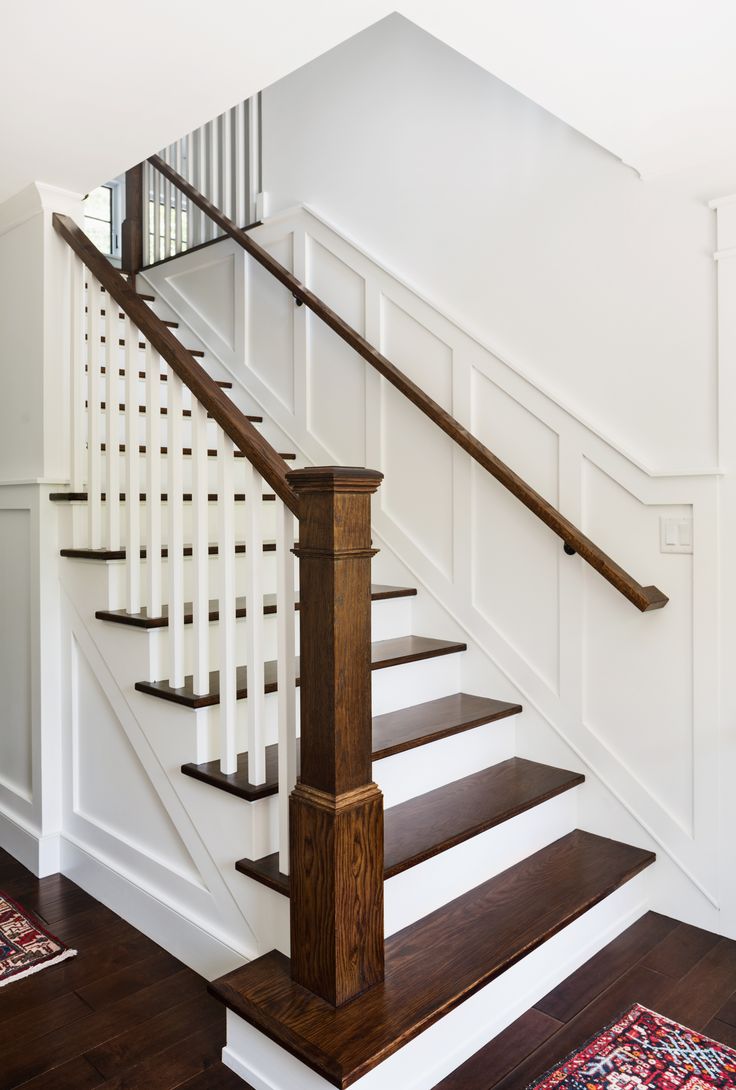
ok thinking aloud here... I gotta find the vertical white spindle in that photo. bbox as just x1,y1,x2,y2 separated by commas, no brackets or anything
248,93,261,224
234,101,246,227
142,161,151,266
70,256,85,495
276,500,297,875
208,119,220,239
163,145,172,257
174,141,183,254
191,398,210,694
222,111,232,222
87,278,102,548
243,459,266,784
218,431,237,773
146,345,163,618
104,303,120,550
167,367,185,687
153,164,161,264
124,317,141,613
184,131,194,251
195,126,205,248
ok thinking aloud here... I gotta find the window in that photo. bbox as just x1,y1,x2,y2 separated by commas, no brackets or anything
84,182,122,257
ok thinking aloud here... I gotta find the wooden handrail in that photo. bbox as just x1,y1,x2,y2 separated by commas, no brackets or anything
53,212,300,517
149,154,668,612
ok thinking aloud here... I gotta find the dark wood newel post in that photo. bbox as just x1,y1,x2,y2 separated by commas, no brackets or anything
287,466,385,1007
121,163,144,278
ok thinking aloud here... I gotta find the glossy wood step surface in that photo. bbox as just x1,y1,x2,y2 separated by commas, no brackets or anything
236,758,584,895
86,336,204,357
136,636,467,710
209,831,655,1089
99,443,295,460
50,490,274,503
181,693,521,802
60,540,286,561
96,584,416,629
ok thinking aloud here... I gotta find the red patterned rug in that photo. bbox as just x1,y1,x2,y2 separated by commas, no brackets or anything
0,892,76,987
529,1004,736,1090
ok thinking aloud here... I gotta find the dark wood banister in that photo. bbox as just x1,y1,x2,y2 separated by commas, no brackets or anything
148,153,667,613
52,212,300,517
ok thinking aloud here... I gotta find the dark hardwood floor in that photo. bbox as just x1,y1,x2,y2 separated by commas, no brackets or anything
2,842,734,1090
0,847,250,1090
435,910,736,1089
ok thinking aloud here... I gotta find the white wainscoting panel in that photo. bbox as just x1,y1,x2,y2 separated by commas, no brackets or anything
146,204,723,929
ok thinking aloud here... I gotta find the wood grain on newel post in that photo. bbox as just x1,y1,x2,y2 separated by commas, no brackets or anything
287,466,385,1007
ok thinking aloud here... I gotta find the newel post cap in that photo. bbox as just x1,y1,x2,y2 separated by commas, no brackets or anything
286,466,383,495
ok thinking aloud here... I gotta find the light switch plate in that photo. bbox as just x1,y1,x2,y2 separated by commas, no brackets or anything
660,516,693,554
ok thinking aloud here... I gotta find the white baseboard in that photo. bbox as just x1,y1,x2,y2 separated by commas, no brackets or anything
0,806,60,877
60,837,252,979
223,870,651,1090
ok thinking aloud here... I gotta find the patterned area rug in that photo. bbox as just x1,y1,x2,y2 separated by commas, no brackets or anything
529,1004,736,1090
0,892,76,987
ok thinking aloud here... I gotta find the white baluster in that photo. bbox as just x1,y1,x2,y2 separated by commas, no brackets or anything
153,164,161,264
276,500,297,875
234,100,246,228
218,431,237,773
87,278,102,549
208,119,220,240
174,141,183,255
222,111,232,222
194,126,205,248
70,256,85,496
191,398,210,694
163,146,172,257
184,132,193,251
124,317,141,613
104,302,120,550
167,367,185,687
142,161,151,266
146,345,163,620
248,94,261,224
244,459,266,784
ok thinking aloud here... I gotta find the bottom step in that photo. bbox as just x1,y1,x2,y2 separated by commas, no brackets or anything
210,830,655,1089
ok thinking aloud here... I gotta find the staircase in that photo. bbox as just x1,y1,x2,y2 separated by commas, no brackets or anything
47,131,667,1090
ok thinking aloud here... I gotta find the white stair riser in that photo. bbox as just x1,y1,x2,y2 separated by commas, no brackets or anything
374,716,516,808
384,788,579,935
222,870,652,1090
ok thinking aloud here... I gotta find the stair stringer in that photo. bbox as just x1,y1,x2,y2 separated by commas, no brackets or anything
142,207,723,934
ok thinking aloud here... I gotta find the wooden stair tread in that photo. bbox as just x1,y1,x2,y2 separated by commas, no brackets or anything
181,694,521,803
99,442,295,460
60,540,284,561
96,584,416,628
49,490,275,503
136,636,467,709
88,366,232,388
86,309,178,328
235,758,585,895
209,831,655,1088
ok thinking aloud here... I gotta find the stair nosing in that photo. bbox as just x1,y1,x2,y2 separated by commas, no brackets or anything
96,584,417,629
209,831,656,1088
135,637,467,710
234,758,585,896
180,694,522,803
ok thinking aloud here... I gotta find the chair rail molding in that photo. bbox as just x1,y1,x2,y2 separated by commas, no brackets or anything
144,205,724,931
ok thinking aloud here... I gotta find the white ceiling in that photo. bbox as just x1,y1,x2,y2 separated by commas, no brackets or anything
3,0,736,205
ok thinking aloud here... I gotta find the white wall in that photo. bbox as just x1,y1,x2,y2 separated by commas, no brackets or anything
262,14,717,474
